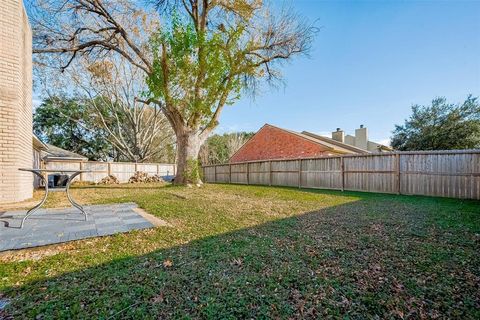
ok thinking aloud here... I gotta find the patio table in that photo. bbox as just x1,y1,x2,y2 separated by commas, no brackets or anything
18,168,94,228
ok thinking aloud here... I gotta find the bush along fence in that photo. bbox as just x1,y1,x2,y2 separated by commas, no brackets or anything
44,160,176,184
202,150,480,200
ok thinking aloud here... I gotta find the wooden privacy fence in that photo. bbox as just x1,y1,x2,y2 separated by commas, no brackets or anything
202,150,480,200
44,160,176,183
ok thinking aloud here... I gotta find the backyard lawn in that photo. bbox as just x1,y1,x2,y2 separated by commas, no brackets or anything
1,183,479,319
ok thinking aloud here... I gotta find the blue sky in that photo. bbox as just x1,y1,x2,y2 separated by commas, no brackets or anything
30,0,480,145
215,0,480,145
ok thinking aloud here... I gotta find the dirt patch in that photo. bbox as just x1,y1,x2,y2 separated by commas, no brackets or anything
133,207,171,227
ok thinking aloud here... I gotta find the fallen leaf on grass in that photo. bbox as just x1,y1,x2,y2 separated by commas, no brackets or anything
163,259,173,268
151,293,164,303
231,258,243,266
21,267,32,276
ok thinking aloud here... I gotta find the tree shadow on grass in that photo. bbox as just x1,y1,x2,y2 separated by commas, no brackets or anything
2,197,479,319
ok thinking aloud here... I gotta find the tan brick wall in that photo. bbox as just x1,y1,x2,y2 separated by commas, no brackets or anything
0,0,33,203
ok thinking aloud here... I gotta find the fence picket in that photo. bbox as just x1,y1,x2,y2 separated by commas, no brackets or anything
202,150,480,200
45,160,176,183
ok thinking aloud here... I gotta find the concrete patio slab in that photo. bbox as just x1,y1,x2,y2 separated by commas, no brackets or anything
0,203,155,251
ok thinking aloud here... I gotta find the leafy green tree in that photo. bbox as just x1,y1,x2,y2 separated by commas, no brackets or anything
391,95,480,151
146,4,314,184
34,97,113,160
199,132,254,165
30,0,315,184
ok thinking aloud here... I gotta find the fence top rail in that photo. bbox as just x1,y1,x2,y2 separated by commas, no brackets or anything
45,160,176,166
202,149,480,167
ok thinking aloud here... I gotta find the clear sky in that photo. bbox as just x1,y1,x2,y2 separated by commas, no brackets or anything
215,0,480,145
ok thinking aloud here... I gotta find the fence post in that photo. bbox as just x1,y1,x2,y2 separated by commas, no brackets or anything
396,154,401,194
340,157,345,191
298,159,302,188
108,162,112,176
80,161,84,182
246,163,249,185
229,163,232,183
134,162,138,173
214,165,217,183
269,161,272,186
156,164,160,175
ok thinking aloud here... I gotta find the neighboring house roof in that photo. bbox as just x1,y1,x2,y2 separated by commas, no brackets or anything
301,131,371,154
41,144,88,161
229,124,370,163
342,134,393,152
259,124,374,155
276,127,368,154
366,139,393,152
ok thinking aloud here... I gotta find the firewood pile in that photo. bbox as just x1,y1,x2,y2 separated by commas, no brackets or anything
98,175,120,185
128,171,165,184
146,174,164,183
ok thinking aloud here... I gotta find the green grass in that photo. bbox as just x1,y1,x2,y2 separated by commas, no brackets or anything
1,183,479,319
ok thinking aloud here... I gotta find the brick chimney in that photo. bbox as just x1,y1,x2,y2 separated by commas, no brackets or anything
354,125,368,150
331,128,345,143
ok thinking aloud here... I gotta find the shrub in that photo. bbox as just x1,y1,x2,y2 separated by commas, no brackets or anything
186,159,202,183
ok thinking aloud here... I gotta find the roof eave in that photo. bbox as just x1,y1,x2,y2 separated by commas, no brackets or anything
32,135,49,151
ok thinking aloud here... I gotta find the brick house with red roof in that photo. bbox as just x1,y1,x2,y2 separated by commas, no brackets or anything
229,124,391,163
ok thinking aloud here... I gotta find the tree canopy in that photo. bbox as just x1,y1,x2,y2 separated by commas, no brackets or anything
34,97,113,161
29,0,315,184
199,132,254,165
391,95,480,151
34,96,176,163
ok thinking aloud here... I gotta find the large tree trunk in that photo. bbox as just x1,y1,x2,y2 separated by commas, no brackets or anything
174,130,206,185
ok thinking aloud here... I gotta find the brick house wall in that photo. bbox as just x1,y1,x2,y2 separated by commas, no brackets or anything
0,0,33,203
230,125,335,163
